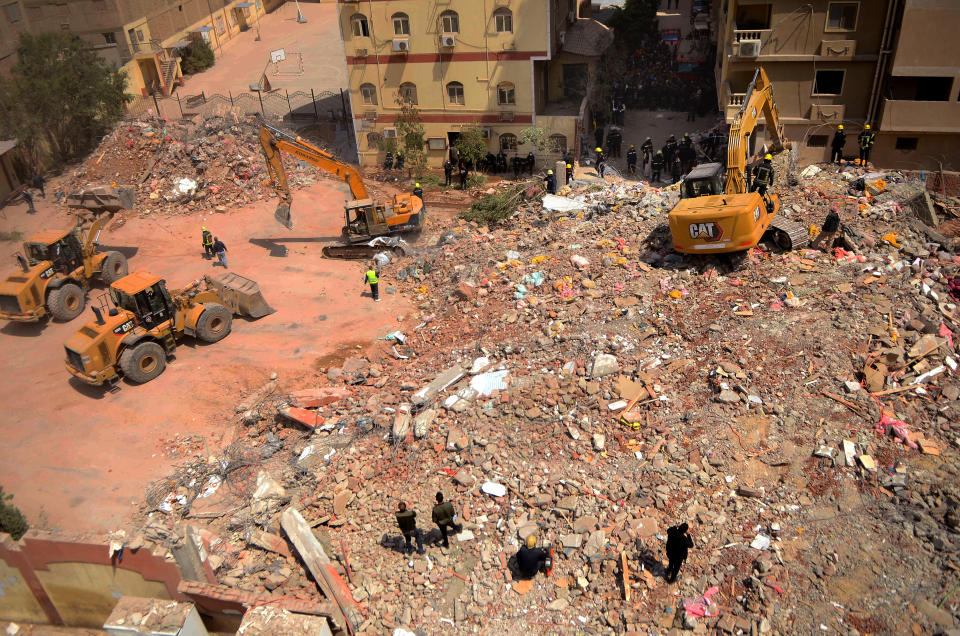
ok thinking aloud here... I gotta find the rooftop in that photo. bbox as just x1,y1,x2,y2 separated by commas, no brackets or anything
0,139,17,156
562,19,614,57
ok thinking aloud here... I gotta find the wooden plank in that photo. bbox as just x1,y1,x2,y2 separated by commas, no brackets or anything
622,551,630,602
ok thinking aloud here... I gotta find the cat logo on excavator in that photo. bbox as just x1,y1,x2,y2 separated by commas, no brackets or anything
689,222,724,241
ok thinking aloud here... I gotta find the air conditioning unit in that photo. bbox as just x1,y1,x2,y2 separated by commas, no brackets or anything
738,39,761,57
440,35,456,48
567,10,576,24
354,48,368,57
499,111,514,122
383,127,397,138
392,39,409,52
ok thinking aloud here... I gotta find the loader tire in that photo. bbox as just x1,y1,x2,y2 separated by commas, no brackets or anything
99,251,128,284
120,341,166,384
47,283,85,321
196,303,232,343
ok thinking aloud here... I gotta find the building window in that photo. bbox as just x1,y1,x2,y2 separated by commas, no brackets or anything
360,83,377,105
895,137,918,151
550,134,567,153
889,76,953,101
447,81,464,105
392,12,409,36
399,82,418,105
440,10,459,34
103,31,117,44
826,2,859,31
367,132,383,150
136,29,144,42
215,16,225,35
3,2,22,22
500,133,517,152
351,14,370,37
494,8,513,33
497,82,515,105
813,70,844,95
734,4,770,30
806,134,828,147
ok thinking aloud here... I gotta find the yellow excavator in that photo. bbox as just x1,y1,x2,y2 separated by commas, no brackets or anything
668,67,808,255
258,123,424,259
64,271,273,386
0,186,134,323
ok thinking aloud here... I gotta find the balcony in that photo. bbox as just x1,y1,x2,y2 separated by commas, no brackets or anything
879,99,960,133
732,29,770,58
724,86,745,121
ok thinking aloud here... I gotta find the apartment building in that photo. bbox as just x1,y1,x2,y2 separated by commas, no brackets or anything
0,0,279,96
715,0,960,170
338,0,613,169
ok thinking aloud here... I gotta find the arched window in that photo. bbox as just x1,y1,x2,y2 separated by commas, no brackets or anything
359,83,377,105
440,10,459,33
500,133,517,152
399,82,418,105
494,8,513,33
446,81,464,105
392,12,409,35
550,134,567,153
350,14,369,37
497,81,515,105
367,132,383,150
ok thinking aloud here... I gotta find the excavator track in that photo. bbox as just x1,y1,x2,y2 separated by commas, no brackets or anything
766,216,809,251
321,243,407,261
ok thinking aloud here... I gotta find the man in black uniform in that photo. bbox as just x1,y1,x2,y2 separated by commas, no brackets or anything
671,155,683,184
678,138,696,174
526,151,535,176
443,159,453,187
459,164,469,190
664,134,678,167
830,125,846,164
395,502,425,555
412,182,423,201
626,144,638,176
496,150,507,174
665,523,693,583
516,534,550,580
383,151,394,170
512,155,522,179
651,150,664,183
543,169,557,194
751,154,774,196
641,137,653,173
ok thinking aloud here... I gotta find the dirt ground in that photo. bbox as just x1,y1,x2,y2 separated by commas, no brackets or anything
0,178,418,534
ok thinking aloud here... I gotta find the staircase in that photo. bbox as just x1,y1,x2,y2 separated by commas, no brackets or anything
159,57,180,95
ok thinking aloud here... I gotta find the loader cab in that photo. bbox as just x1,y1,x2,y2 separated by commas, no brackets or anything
680,162,724,200
109,272,174,328
24,230,83,272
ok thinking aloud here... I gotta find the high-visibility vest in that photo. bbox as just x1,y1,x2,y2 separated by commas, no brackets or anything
202,231,213,246
365,270,378,284
755,164,773,185
859,132,875,149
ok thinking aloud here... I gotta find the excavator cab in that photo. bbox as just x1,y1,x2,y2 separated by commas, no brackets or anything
343,199,390,242
680,163,724,200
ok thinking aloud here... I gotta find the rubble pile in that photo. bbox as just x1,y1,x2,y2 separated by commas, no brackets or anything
130,162,960,635
63,112,321,216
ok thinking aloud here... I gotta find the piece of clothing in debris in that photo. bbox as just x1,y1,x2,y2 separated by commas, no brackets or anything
516,546,548,579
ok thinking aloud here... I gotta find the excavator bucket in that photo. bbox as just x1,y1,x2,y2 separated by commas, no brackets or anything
206,272,276,318
275,202,293,229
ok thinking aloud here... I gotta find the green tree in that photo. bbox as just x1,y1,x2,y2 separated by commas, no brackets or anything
394,95,427,177
454,126,488,171
0,32,129,169
609,0,659,47
0,487,28,540
519,126,561,154
180,38,215,75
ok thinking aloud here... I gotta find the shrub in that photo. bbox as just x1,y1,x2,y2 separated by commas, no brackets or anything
460,183,527,226
180,39,215,75
0,488,28,540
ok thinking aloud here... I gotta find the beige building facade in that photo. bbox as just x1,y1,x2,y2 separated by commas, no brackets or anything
715,0,960,170
1,0,279,97
338,0,612,169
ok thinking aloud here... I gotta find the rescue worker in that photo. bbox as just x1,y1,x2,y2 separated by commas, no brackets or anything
671,155,683,184
516,534,551,580
496,150,507,174
641,137,654,172
364,261,380,302
664,134,678,167
395,150,405,170
412,182,423,202
384,151,394,170
395,502,425,555
565,162,574,184
651,150,665,183
751,154,774,196
212,236,227,269
678,138,696,174
526,151,536,176
595,147,605,177
432,492,461,549
459,164,469,190
626,144,638,176
443,159,454,187
201,226,214,258
664,523,693,583
830,125,846,164
512,155,522,179
858,125,875,165
544,169,557,195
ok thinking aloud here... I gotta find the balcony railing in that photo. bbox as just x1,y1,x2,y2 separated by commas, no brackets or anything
733,28,770,42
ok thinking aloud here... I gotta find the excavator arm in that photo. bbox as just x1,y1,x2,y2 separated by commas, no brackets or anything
725,67,785,194
258,123,369,229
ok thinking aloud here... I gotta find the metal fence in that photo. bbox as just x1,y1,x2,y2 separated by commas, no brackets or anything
127,88,349,125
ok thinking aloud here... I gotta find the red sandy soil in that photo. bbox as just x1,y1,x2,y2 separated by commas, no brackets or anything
0,179,416,534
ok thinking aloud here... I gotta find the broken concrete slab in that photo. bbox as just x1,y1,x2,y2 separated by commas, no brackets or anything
412,366,465,407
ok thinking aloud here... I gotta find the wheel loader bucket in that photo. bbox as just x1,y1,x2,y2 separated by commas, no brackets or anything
66,186,135,212
206,272,276,318
275,202,293,229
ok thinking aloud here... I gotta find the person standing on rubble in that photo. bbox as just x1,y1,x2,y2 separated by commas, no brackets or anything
595,147,605,178
212,236,227,268
364,261,380,302
830,125,846,164
395,150,405,171
384,151,394,170
459,164,469,190
21,189,36,214
443,159,453,187
432,491,461,549
412,182,423,203
396,502,425,555
544,169,557,195
751,154,774,196
858,125,875,165
641,137,653,174
565,162,574,184
664,522,693,583
512,155,522,180
651,150,664,183
671,155,683,184
526,151,536,176
201,226,214,259
812,205,841,251
626,144,638,176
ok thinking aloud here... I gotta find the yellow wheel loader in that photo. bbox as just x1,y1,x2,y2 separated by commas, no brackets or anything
668,67,808,255
64,271,274,386
0,186,134,322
